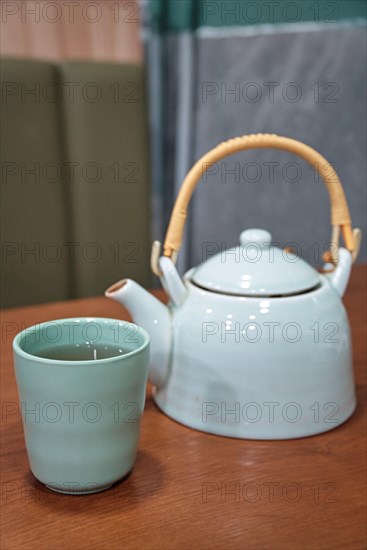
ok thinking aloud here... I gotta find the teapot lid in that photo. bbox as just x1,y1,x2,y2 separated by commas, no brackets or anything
190,229,320,297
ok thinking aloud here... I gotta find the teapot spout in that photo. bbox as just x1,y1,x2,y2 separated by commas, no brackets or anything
105,279,171,387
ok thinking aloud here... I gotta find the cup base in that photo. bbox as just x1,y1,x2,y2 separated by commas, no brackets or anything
45,483,113,495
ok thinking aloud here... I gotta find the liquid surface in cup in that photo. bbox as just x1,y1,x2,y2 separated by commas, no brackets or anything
34,343,128,361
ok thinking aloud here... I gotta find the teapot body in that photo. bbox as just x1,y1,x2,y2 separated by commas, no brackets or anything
153,271,356,439
107,135,361,439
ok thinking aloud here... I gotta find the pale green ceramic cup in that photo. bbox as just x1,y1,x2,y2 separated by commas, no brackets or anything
13,318,150,494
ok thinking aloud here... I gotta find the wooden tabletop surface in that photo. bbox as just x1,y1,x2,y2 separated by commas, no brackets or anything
1,266,366,550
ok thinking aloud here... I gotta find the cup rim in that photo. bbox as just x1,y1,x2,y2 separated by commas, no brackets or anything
13,317,150,366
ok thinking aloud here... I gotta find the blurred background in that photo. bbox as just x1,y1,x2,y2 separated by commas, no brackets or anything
1,0,366,307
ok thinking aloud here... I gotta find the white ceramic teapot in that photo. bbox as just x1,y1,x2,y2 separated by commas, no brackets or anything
106,134,361,439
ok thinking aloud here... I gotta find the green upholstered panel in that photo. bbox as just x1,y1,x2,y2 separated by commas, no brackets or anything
1,59,71,308
0,59,151,307
60,61,152,298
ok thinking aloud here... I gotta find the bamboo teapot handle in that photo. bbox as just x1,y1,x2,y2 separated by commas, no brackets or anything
151,134,361,276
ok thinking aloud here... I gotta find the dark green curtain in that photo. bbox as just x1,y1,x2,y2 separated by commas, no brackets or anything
150,0,366,32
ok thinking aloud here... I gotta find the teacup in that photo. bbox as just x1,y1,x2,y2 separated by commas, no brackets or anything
13,317,150,494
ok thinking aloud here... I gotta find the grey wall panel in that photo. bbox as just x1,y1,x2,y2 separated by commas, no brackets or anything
188,25,366,269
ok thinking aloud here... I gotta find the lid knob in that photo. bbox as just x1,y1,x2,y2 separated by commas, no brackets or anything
240,228,272,248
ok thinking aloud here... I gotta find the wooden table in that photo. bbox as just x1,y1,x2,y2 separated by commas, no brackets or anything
1,266,366,550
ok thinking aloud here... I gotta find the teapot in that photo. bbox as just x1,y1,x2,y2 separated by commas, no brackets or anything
106,134,361,439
